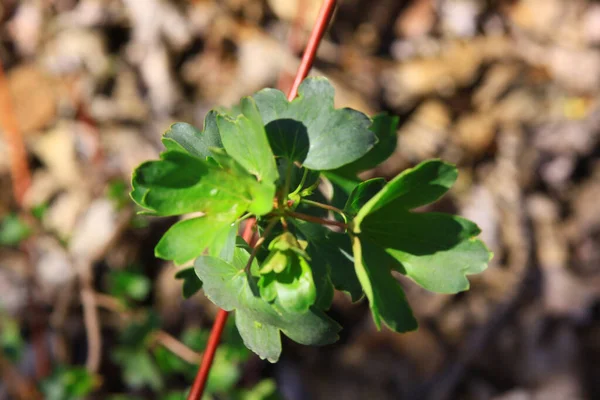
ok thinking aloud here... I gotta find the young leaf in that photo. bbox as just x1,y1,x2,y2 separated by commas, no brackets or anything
131,150,273,217
351,236,417,332
155,216,237,265
253,77,376,170
217,97,279,183
354,160,458,226
292,220,361,303
258,254,317,314
175,268,203,298
195,246,341,362
162,111,222,158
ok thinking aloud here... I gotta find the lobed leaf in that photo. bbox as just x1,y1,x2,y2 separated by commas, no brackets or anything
195,246,341,362
253,77,376,170
293,220,361,303
354,160,458,226
351,236,417,332
155,216,237,265
174,268,203,299
131,150,273,217
217,97,279,183
352,160,492,294
334,113,399,177
162,111,222,158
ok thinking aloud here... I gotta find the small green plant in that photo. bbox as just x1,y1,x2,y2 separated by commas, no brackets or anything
130,77,492,363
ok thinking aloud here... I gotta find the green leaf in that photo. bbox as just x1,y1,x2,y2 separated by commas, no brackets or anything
0,213,31,246
253,77,376,170
235,310,281,364
108,270,151,301
205,349,241,394
335,113,399,176
234,379,281,400
131,150,273,217
354,160,458,226
258,255,317,314
175,267,203,298
155,216,237,265
360,209,491,293
217,97,279,183
352,160,491,294
112,348,163,391
344,178,386,217
1,315,24,363
153,346,189,375
41,367,96,400
195,246,341,362
292,220,361,303
162,111,222,158
351,236,417,332
119,312,160,347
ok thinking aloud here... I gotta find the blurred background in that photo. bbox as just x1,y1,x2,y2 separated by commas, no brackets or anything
0,0,599,399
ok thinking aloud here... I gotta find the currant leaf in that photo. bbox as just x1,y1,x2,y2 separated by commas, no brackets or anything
155,217,237,265
351,235,417,332
353,160,492,294
334,113,399,177
162,111,222,158
130,151,273,217
217,97,279,183
253,77,376,170
195,246,341,362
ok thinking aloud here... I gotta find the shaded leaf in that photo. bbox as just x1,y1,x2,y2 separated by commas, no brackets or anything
293,220,361,303
344,178,386,217
175,268,203,299
351,236,417,332
253,77,376,170
335,113,399,176
195,246,341,362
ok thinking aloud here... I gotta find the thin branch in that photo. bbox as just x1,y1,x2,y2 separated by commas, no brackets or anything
76,259,102,373
0,61,31,206
287,0,337,101
300,198,346,216
286,210,347,230
153,331,202,364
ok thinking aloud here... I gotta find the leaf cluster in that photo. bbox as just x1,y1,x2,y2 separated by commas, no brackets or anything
130,77,492,363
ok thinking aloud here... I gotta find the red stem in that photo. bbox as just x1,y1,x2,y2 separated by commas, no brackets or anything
287,0,337,101
187,2,337,399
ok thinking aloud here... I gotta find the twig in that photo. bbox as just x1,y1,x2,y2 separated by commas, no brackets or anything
300,198,346,216
75,259,102,373
287,0,337,101
286,210,347,230
153,331,202,364
0,61,31,206
188,2,338,398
